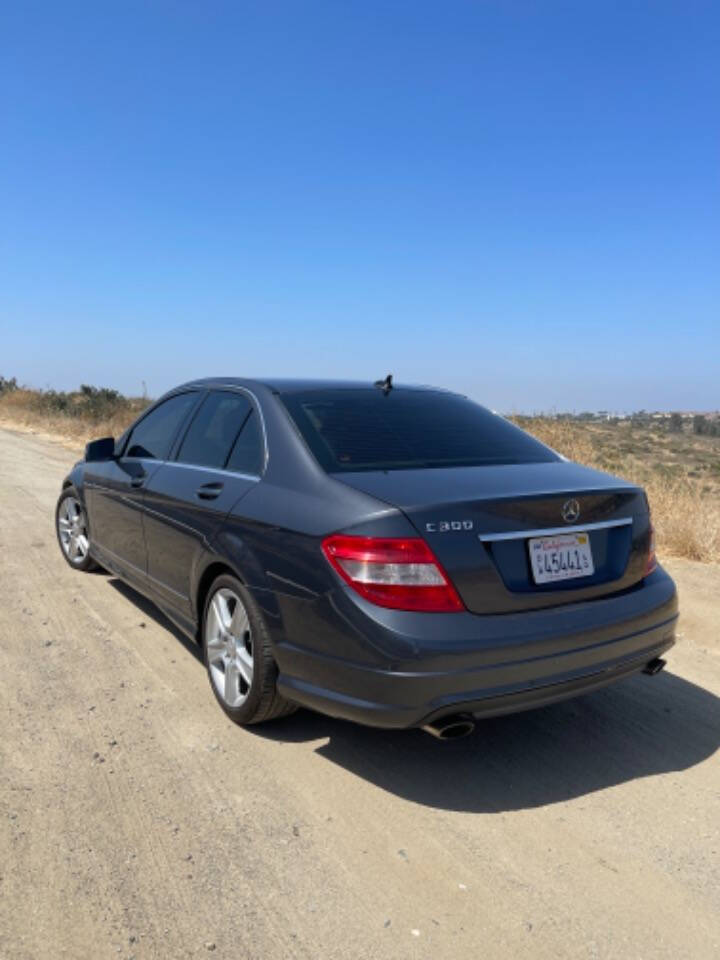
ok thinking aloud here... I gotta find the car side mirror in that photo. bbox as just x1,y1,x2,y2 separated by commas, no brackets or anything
85,436,116,462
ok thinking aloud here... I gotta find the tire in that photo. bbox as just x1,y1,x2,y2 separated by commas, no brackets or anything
55,486,97,572
202,573,297,725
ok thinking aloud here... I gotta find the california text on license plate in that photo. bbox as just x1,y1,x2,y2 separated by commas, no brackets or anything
528,532,594,584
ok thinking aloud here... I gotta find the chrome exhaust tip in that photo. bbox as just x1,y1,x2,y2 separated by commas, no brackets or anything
421,713,476,741
643,657,667,676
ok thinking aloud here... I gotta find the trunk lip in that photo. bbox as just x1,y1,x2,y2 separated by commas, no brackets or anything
332,461,643,512
478,517,633,543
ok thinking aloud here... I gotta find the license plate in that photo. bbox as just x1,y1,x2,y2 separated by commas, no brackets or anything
529,532,594,584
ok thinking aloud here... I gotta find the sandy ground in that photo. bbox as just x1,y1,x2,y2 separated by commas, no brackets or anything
0,426,718,960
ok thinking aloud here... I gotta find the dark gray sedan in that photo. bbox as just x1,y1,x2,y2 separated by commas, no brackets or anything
55,378,678,739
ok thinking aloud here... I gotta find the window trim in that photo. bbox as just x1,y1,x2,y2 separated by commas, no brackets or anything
119,390,203,462
161,460,261,484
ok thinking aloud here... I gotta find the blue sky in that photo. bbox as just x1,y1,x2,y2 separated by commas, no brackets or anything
1,1,718,411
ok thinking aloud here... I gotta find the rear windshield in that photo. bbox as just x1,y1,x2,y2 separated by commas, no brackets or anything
280,389,558,473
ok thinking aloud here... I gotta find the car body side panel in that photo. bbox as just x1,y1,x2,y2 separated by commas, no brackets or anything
142,463,257,618
205,483,417,662
83,456,163,580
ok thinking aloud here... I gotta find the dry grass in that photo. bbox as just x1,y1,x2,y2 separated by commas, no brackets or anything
0,387,147,448
519,417,720,564
1,386,718,563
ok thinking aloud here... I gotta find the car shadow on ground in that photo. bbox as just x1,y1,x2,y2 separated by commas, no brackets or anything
107,576,720,813
255,671,720,812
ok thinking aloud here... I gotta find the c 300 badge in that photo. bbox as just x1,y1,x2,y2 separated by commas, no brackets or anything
425,520,474,532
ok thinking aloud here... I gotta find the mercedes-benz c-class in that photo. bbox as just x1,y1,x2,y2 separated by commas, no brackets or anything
55,378,678,738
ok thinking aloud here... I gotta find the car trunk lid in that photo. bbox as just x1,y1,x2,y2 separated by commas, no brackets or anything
334,461,652,614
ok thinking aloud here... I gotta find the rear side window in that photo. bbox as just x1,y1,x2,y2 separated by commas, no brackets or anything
226,410,264,475
125,392,199,460
280,389,558,473
176,391,252,469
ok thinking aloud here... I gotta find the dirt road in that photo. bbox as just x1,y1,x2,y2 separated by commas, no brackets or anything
1,427,718,960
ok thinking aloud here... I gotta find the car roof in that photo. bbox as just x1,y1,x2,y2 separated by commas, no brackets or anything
176,377,453,395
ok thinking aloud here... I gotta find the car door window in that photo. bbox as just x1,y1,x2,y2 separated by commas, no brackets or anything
125,393,199,460
226,409,264,475
176,391,253,469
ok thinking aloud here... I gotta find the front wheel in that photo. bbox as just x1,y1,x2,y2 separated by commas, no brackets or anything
202,574,297,725
56,487,97,571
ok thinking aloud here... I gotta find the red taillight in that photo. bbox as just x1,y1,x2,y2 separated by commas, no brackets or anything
644,522,657,576
321,535,464,612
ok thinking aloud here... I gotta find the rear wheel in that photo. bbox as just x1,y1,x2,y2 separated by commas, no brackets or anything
202,574,296,725
56,487,97,571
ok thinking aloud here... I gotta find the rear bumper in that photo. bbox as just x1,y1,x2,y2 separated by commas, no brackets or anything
274,566,679,729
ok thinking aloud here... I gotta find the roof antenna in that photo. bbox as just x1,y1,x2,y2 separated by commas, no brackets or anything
374,373,393,395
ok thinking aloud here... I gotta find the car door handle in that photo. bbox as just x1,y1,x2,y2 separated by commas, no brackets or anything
196,481,224,500
130,472,147,488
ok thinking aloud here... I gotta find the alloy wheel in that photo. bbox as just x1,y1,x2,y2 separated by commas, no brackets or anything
205,588,254,707
58,496,90,564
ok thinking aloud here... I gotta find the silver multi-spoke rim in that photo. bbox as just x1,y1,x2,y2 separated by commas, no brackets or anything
206,588,254,708
58,496,90,564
